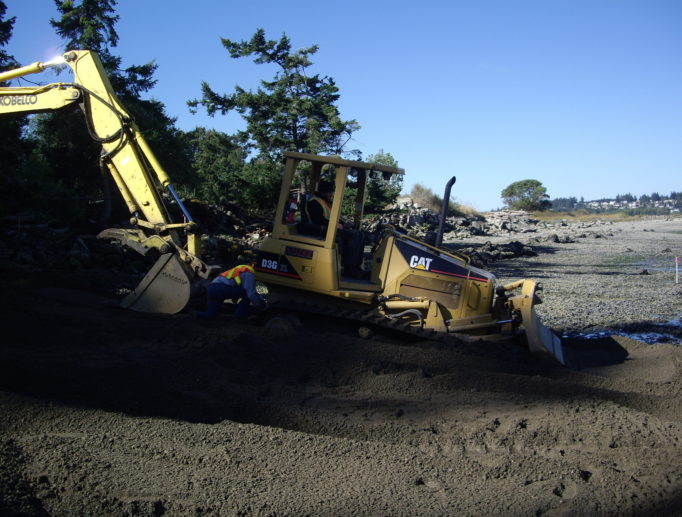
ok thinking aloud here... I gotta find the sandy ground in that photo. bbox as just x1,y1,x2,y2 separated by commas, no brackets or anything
1,218,681,516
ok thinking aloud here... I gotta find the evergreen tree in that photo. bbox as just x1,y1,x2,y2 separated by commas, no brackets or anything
0,1,30,217
364,150,403,213
188,29,361,212
0,1,16,70
0,0,23,167
190,28,360,160
181,127,247,204
51,0,156,99
549,197,578,212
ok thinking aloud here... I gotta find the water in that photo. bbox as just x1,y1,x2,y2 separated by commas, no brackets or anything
563,319,682,345
633,259,678,273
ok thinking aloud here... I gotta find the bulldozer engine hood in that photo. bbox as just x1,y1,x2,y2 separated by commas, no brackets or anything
395,239,493,284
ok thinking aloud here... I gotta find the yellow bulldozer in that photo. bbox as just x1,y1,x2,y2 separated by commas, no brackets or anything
255,152,565,365
0,51,565,365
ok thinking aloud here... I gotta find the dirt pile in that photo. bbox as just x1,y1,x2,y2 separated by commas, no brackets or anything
1,218,681,516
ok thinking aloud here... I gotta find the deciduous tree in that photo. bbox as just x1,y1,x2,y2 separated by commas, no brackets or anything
501,179,551,211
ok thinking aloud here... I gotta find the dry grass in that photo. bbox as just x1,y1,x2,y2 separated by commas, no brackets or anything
409,184,482,218
409,184,443,213
529,209,680,223
453,202,481,217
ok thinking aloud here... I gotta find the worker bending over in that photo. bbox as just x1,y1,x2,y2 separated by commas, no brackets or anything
196,263,265,319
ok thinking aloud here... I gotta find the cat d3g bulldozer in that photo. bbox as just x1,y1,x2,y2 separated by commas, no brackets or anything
0,50,213,312
255,152,565,365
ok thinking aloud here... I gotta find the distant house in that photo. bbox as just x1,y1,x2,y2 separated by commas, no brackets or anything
557,195,680,213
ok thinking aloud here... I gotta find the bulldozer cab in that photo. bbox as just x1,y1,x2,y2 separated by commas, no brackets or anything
256,152,404,295
277,152,402,240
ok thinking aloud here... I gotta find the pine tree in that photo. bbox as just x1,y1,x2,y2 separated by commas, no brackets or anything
0,1,30,217
190,28,360,160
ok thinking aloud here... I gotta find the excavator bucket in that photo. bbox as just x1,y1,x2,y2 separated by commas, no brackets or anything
507,280,566,365
121,253,194,314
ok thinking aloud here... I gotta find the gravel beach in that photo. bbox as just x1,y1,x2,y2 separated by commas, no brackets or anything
465,217,682,337
1,217,681,516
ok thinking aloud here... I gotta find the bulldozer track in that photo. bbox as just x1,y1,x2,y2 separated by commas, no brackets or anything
262,298,446,342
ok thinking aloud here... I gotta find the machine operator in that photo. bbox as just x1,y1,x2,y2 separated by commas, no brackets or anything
306,181,366,279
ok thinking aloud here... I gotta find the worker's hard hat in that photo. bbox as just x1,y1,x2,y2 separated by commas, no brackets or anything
318,180,334,193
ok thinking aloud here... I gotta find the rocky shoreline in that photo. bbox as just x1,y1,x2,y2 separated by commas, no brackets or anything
454,216,682,341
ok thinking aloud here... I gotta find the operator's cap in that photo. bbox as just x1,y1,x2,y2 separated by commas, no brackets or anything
318,180,334,194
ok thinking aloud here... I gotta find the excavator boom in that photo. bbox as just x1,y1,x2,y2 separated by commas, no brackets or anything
0,50,210,313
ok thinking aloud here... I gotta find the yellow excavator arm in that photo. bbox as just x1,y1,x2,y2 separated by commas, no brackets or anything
0,50,211,313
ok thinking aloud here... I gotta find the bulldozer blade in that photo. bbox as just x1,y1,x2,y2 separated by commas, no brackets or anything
121,253,193,314
520,302,566,365
505,279,566,365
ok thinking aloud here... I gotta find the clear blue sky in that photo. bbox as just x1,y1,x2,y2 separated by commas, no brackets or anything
4,0,681,210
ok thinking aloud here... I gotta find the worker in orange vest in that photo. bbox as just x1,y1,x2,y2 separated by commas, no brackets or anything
196,261,265,320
